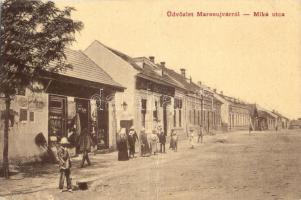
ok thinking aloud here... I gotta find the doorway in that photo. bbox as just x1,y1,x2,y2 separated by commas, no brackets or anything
48,95,67,146
75,98,90,132
97,101,109,149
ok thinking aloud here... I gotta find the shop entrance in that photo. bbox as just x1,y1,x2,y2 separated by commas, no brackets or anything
48,95,67,146
75,98,90,132
97,101,109,149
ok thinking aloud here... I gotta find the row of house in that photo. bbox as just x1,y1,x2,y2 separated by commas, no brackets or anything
0,40,290,161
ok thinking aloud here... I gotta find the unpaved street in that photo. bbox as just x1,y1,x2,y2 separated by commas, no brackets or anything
2,129,301,200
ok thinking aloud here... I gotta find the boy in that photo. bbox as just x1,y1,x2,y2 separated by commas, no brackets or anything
57,137,72,192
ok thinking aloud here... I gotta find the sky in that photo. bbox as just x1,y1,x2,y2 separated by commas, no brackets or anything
54,0,301,119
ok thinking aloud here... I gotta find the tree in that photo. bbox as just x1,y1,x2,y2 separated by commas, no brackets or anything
0,0,83,178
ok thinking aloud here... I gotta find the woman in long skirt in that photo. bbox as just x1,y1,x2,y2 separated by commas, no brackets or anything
189,128,195,149
117,128,129,161
150,130,159,155
170,129,178,152
140,128,150,156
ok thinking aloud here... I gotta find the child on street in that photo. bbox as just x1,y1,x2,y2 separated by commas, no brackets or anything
57,137,72,192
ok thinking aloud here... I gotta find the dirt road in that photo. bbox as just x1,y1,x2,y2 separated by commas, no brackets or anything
2,129,301,200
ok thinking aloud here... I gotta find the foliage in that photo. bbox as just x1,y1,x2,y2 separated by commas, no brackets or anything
0,0,83,97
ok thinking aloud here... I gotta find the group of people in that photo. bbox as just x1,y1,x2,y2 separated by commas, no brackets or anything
116,125,179,161
57,124,205,191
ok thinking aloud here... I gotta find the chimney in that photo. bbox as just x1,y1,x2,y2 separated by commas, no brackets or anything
197,81,202,86
160,62,165,68
149,56,155,63
180,68,186,78
189,76,192,83
220,91,223,96
213,88,217,93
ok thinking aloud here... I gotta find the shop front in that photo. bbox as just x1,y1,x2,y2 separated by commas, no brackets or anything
45,76,121,150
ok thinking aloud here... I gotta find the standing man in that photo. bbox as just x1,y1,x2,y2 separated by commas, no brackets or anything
157,125,166,153
78,128,93,168
128,126,139,158
249,123,253,135
198,125,204,143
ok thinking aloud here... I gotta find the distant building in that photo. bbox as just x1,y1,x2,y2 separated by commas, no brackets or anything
249,104,279,131
289,119,301,129
214,93,251,131
272,110,289,129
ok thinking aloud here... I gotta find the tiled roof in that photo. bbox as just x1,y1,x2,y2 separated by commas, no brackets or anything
52,49,124,89
256,105,278,118
105,45,179,88
162,68,200,93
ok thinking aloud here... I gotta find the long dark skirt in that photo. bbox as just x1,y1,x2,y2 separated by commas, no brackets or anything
117,140,129,161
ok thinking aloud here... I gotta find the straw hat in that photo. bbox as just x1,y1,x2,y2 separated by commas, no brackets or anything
130,126,134,130
60,137,69,145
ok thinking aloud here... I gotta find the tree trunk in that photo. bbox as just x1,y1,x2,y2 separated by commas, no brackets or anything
2,94,10,178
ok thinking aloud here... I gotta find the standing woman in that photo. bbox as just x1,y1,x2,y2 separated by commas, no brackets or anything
139,128,150,156
189,128,195,149
78,128,93,168
128,126,139,158
150,130,159,155
117,128,129,161
170,129,178,152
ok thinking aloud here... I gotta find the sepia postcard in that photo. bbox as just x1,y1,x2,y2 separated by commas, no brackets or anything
0,0,300,199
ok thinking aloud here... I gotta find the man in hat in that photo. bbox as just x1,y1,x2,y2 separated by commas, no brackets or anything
198,125,204,143
57,137,72,192
128,126,139,158
157,125,166,153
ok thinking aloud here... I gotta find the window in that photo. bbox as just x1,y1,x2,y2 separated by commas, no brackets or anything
174,109,177,127
153,101,158,121
29,112,34,122
179,110,182,127
141,99,147,127
194,110,197,125
20,109,28,121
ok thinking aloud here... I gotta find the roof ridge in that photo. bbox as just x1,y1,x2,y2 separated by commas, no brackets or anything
80,50,116,82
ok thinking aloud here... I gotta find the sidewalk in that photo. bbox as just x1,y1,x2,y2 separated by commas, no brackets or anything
0,131,232,198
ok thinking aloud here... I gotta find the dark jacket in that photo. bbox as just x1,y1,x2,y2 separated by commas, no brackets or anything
158,131,166,144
